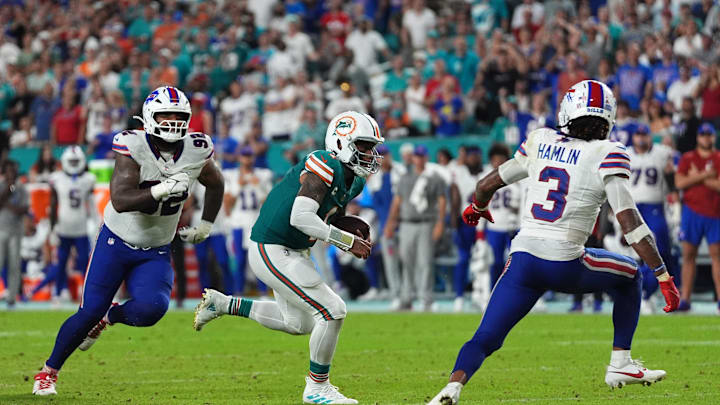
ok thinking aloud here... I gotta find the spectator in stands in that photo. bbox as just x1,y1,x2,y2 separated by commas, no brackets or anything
556,53,587,106
0,159,28,309
8,76,32,131
402,0,437,50
244,119,269,169
51,90,85,145
29,82,57,143
675,97,702,154
345,17,390,77
321,0,351,47
84,81,108,144
188,93,213,135
616,43,651,113
667,65,699,118
432,76,464,138
480,43,527,99
385,145,446,311
425,59,458,103
695,63,720,128
384,55,410,96
675,123,720,312
89,114,115,160
405,71,430,135
673,19,703,59
325,82,366,120
609,100,639,146
647,99,674,140
511,0,544,33
448,36,480,94
10,116,33,147
29,144,58,183
262,75,297,142
285,15,316,73
287,107,325,164
220,80,259,143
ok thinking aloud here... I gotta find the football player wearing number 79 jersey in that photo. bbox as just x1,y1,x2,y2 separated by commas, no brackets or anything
428,80,680,405
32,86,225,396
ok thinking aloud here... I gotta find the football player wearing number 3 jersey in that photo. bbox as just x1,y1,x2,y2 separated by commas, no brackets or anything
428,80,681,405
194,111,382,404
32,86,225,396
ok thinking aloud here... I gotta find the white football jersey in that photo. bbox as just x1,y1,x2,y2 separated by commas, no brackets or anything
223,167,274,230
49,171,97,237
104,130,214,247
452,165,488,229
487,180,524,232
508,128,632,261
626,144,672,204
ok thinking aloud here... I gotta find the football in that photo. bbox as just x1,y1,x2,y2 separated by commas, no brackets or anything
330,215,371,240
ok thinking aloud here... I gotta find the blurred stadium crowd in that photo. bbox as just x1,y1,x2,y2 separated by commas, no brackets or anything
1,0,719,312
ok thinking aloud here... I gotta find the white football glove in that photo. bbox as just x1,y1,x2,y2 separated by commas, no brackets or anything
178,220,213,244
150,173,189,201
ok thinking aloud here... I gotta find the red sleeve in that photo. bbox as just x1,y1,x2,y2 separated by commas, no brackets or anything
677,152,691,175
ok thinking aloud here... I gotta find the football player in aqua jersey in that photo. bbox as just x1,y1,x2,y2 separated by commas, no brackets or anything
194,111,383,404
427,80,680,405
32,86,225,396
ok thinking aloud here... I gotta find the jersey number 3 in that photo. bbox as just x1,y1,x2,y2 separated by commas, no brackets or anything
531,167,569,222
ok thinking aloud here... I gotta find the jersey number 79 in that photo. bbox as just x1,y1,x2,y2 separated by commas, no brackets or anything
531,166,569,223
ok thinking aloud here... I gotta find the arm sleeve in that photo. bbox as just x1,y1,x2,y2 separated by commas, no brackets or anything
598,144,632,181
289,196,331,242
604,175,638,214
498,158,529,185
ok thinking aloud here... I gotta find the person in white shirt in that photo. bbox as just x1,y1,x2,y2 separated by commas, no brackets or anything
402,0,436,49
262,76,299,141
325,83,366,120
511,0,545,30
284,16,316,72
220,80,260,143
345,17,390,75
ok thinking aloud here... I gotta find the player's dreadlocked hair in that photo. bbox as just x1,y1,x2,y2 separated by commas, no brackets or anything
566,116,610,141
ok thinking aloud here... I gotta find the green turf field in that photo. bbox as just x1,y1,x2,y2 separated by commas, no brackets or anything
1,311,719,405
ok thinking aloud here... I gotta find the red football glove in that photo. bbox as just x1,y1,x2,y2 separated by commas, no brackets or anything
659,276,680,313
462,199,494,226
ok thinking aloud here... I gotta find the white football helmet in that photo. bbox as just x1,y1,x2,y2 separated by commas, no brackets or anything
135,86,191,142
60,145,86,175
558,80,616,137
325,111,384,178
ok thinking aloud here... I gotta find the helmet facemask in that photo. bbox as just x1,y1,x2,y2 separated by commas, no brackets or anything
152,111,190,141
347,140,381,177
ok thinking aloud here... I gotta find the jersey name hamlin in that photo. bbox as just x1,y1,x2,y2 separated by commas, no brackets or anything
537,143,581,165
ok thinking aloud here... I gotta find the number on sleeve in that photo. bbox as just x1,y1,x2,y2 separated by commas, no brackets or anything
531,167,569,223
190,133,208,149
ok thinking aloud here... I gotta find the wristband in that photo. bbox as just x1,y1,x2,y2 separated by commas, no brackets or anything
624,223,652,245
654,264,670,281
327,225,355,251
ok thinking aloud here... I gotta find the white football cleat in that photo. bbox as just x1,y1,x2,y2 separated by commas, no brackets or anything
605,360,666,388
427,382,463,405
32,372,57,396
303,376,358,404
78,302,117,351
193,288,229,331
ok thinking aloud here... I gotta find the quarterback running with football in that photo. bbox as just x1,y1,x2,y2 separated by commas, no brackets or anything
194,111,382,404
32,86,225,396
428,80,680,404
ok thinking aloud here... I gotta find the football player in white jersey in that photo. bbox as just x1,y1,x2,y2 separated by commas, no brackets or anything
483,143,523,289
43,146,97,300
428,80,680,405
449,145,486,312
627,124,676,313
32,86,225,396
223,146,274,295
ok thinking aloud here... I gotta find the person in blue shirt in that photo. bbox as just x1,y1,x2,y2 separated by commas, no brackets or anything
432,76,464,137
212,126,239,170
30,83,59,142
89,115,116,160
615,45,651,112
609,100,639,146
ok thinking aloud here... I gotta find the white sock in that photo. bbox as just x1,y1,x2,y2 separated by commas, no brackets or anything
309,319,344,365
610,350,631,368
